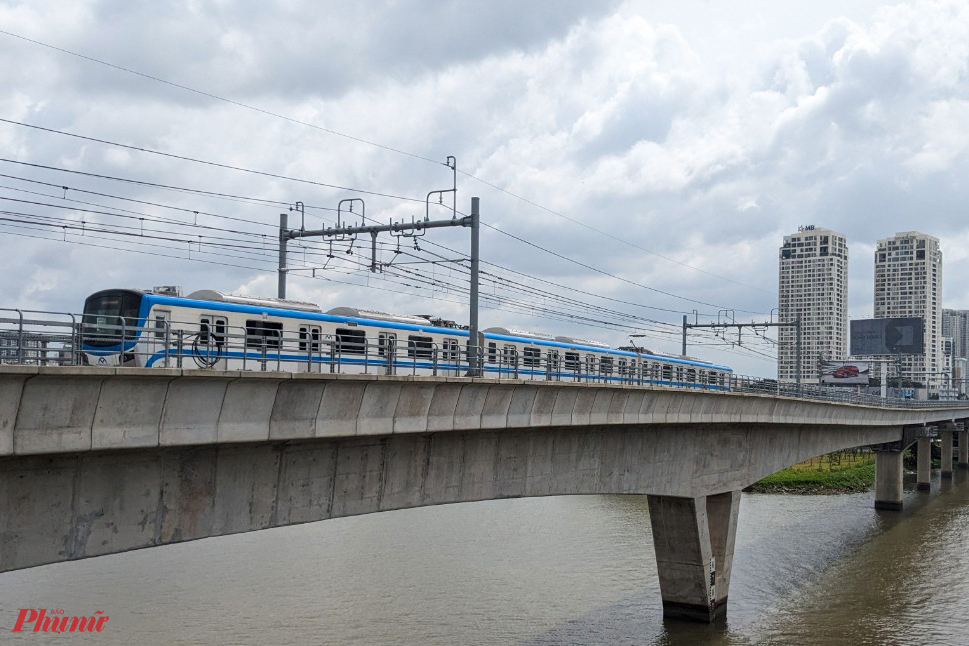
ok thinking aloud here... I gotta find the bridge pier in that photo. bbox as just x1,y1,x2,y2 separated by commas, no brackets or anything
940,424,955,477
916,436,932,491
959,425,968,469
874,450,904,510
647,491,740,622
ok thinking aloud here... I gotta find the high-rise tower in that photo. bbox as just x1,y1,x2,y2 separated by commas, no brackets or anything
777,226,848,383
873,232,942,391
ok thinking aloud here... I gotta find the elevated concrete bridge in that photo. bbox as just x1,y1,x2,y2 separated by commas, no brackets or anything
2,366,968,621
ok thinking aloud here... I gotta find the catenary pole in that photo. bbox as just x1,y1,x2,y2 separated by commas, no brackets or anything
469,197,481,376
682,314,687,356
278,212,288,299
276,195,482,375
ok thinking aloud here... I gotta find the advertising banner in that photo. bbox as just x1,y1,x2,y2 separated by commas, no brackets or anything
850,318,924,355
819,361,871,385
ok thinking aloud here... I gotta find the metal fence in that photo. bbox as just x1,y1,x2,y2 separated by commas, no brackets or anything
1,308,965,410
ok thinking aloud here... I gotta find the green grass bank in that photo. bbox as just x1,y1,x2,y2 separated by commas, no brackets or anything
747,452,876,494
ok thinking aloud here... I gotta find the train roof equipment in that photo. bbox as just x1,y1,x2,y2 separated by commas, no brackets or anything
483,327,557,342
326,307,433,326
554,335,611,349
186,290,323,313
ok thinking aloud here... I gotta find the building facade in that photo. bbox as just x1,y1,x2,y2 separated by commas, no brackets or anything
777,226,848,383
942,309,969,360
942,309,969,392
872,232,943,392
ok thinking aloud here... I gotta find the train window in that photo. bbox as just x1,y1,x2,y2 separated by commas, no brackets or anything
686,368,696,383
662,364,672,381
523,346,541,367
82,290,142,345
618,359,627,377
152,314,165,340
585,355,596,375
336,328,367,355
378,333,397,357
676,366,684,383
408,335,434,359
153,311,170,340
565,352,580,371
246,320,282,349
600,357,613,375
698,370,707,384
487,342,497,364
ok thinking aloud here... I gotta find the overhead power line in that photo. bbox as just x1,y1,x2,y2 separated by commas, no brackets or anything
481,221,767,315
0,158,758,319
0,118,424,204
0,28,774,298
459,171,772,294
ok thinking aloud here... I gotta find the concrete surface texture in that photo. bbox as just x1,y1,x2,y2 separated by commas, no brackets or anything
3,366,969,456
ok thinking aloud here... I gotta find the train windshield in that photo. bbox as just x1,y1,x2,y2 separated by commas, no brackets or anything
82,290,144,347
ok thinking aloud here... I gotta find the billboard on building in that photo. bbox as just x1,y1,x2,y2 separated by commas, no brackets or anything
849,318,924,355
819,361,871,385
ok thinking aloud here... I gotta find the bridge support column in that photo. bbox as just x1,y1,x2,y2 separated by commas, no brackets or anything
647,491,740,622
959,425,968,469
941,427,954,477
917,436,932,491
874,450,904,510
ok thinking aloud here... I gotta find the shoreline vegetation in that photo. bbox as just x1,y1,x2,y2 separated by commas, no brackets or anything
747,451,876,494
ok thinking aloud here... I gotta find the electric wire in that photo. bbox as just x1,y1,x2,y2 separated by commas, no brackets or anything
0,119,425,204
0,27,774,297
0,160,777,360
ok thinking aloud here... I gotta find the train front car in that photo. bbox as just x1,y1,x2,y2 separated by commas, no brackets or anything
81,288,149,367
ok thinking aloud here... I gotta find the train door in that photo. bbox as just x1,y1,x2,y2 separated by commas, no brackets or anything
379,332,397,375
299,324,323,373
564,352,580,382
150,309,171,367
443,338,460,376
196,315,227,369
502,344,518,378
546,349,560,380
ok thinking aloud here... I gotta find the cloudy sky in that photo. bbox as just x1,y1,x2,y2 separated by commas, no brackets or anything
2,0,968,376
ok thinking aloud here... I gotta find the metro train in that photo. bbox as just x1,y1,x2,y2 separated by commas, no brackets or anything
80,288,733,389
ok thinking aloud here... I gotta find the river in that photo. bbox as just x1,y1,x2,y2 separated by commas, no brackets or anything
2,470,967,645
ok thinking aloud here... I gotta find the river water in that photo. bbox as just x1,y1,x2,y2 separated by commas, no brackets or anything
2,470,967,645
